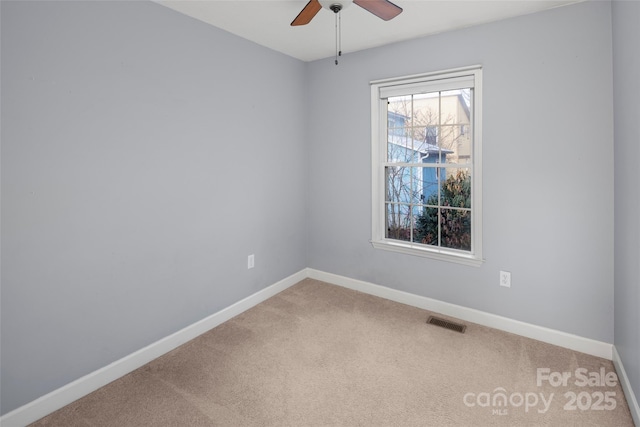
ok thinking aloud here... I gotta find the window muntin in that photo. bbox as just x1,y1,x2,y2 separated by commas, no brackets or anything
371,67,482,265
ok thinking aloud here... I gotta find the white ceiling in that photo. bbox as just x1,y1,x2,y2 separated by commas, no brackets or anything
155,0,581,62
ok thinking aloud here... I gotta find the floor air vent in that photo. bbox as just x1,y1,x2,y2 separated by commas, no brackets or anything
426,316,466,333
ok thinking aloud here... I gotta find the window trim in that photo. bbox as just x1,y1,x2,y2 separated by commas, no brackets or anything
370,65,483,267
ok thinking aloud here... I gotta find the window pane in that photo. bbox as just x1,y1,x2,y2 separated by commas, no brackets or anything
409,167,425,206
387,135,417,163
441,89,472,165
417,165,439,205
386,203,411,241
413,93,439,128
414,206,439,246
413,94,439,155
388,96,412,150
388,96,413,128
441,168,471,209
385,166,412,204
440,207,471,251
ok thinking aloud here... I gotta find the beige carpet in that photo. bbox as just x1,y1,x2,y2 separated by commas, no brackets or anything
32,279,634,426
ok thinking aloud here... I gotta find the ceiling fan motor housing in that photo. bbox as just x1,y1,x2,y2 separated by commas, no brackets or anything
319,0,352,13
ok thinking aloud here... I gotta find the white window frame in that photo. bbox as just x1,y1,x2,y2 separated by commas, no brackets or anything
370,66,483,266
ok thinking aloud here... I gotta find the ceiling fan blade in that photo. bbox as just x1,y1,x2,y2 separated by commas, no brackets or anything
353,0,403,21
291,0,322,26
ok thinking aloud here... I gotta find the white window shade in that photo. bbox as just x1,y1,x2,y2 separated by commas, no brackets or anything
373,66,480,98
378,75,476,99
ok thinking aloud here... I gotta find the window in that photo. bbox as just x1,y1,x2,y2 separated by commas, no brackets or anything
370,66,483,266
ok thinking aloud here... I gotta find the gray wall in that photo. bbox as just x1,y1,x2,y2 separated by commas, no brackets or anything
613,0,640,409
307,1,614,342
2,0,634,418
0,1,308,414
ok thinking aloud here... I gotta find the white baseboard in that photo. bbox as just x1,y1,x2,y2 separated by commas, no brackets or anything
306,269,613,360
613,346,640,426
0,269,307,427
1,268,624,426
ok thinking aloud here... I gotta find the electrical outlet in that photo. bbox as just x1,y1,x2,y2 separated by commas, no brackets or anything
499,270,511,288
248,254,255,269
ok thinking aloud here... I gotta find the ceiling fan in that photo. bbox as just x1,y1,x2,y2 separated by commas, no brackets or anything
291,0,403,26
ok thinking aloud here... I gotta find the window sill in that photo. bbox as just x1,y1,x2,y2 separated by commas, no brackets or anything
371,239,483,267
